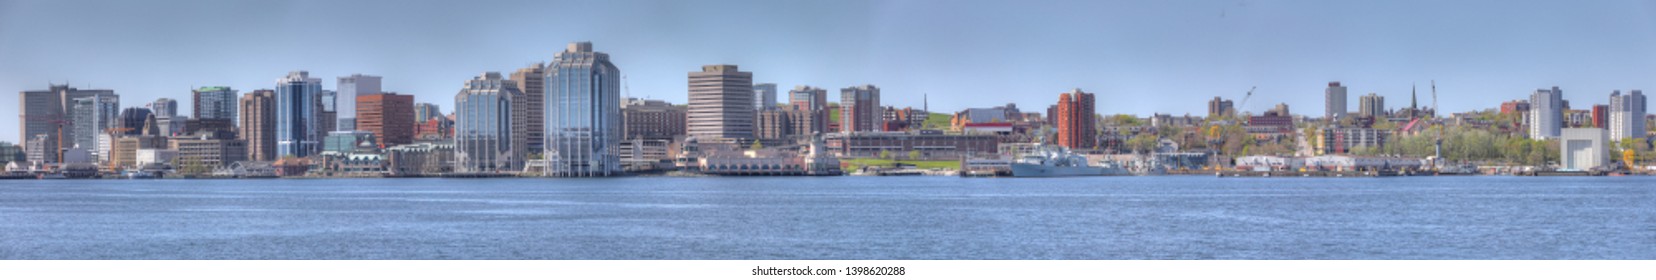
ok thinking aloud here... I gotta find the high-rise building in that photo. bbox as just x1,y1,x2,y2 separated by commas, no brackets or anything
70,95,121,157
357,92,416,148
1358,92,1385,118
149,98,179,118
1056,88,1097,150
413,103,442,122
1529,86,1564,140
239,89,277,161
754,83,778,111
621,98,686,140
336,74,382,121
1591,104,1609,128
1609,89,1647,140
687,64,755,141
1325,81,1348,122
117,107,152,136
19,85,116,163
1207,97,1233,118
788,85,829,135
318,89,338,134
510,63,546,154
275,71,324,157
191,86,238,120
839,85,881,133
542,42,622,177
454,72,525,172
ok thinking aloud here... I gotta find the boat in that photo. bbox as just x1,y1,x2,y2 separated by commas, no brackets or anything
1009,144,1131,177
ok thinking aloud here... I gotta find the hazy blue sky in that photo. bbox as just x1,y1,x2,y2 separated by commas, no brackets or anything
4,0,1656,142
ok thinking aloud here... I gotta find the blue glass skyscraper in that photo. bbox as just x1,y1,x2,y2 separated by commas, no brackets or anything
275,71,323,157
542,42,622,177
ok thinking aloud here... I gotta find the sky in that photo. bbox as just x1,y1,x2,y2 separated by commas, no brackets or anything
4,0,1656,143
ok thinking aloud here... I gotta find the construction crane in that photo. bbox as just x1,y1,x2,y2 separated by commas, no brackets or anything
1232,86,1256,119
1432,80,1443,170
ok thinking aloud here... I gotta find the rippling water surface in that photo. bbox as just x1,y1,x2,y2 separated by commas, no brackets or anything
1,176,1652,259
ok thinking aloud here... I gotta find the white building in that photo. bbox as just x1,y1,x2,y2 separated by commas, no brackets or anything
1560,128,1608,171
1609,90,1646,140
1529,86,1563,140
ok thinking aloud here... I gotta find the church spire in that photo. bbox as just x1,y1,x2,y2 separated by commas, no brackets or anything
1411,84,1419,118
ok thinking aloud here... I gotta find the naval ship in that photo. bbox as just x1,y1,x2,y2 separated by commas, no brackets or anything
1009,144,1131,177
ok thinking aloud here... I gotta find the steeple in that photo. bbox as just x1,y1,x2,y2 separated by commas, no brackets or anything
1411,84,1419,118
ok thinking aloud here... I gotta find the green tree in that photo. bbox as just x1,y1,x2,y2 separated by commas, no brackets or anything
907,150,920,160
879,150,891,160
750,139,763,151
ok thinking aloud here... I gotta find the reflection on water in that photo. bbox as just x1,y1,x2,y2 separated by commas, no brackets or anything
0,176,1651,259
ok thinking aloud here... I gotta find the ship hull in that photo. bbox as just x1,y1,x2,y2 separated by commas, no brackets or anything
1010,164,1130,177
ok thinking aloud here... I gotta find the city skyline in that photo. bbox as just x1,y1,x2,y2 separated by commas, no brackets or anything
7,0,1656,143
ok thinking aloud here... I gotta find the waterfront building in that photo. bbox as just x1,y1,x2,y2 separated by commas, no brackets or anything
191,86,238,120
239,89,278,161
542,42,622,177
621,98,687,140
1560,128,1609,171
1208,97,1234,118
109,135,167,169
1609,90,1647,140
322,130,377,154
787,85,829,135
619,138,674,171
1325,81,1348,121
754,83,778,111
357,92,415,148
454,72,525,172
169,132,248,168
312,153,385,177
1302,155,1424,171
275,71,324,157
336,74,382,121
687,64,755,141
839,85,882,133
70,95,120,156
510,63,546,154
1529,86,1564,140
19,85,117,163
385,142,454,177
1055,88,1097,150
1358,92,1385,118
824,131,998,160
